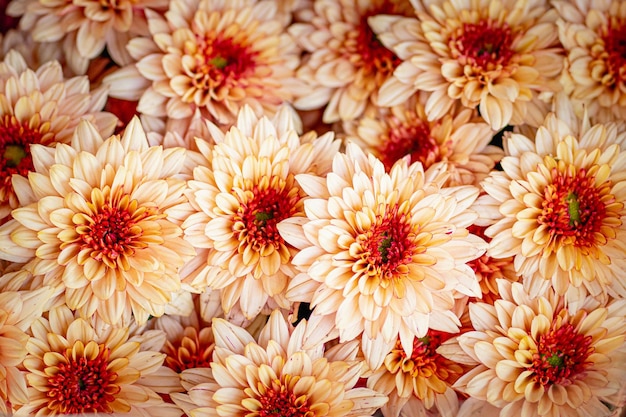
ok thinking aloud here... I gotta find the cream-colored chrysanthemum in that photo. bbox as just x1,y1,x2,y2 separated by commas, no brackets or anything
370,0,564,130
181,105,340,323
475,111,626,303
284,142,486,370
0,49,117,223
104,0,304,129
170,309,388,417
289,0,413,124
14,305,182,416
0,117,196,325
6,0,167,75
367,329,467,417
343,93,500,186
553,0,626,123
0,288,53,415
444,280,626,417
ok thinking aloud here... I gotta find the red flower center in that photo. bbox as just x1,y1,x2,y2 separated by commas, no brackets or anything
351,6,404,81
601,17,626,86
361,205,417,279
164,327,214,373
537,165,616,250
451,21,516,70
256,376,311,417
0,115,43,202
46,342,120,414
233,176,302,251
385,331,464,389
381,116,439,170
531,322,594,387
72,191,163,269
190,30,259,95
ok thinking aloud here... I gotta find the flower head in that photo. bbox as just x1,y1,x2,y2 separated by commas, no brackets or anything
104,0,304,127
6,0,167,74
285,142,486,370
15,305,182,416
367,329,468,417
447,280,626,417
289,0,414,123
0,117,196,325
370,0,564,130
182,104,340,322
554,0,626,123
343,93,500,186
149,293,219,377
476,112,626,302
0,49,116,223
171,309,388,417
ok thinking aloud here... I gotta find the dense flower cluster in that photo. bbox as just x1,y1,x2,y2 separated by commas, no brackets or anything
0,1,625,417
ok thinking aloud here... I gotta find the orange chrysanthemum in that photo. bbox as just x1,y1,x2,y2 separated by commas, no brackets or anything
554,0,626,123
149,293,219,376
104,0,304,128
6,0,167,74
289,0,414,123
370,0,564,130
15,305,182,416
367,329,468,417
284,142,486,370
475,111,626,303
170,309,388,417
446,280,626,417
0,117,196,325
181,105,339,323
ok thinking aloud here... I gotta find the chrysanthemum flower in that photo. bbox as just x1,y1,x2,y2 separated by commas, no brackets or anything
343,93,500,186
104,0,304,128
475,111,626,302
0,117,196,325
149,293,219,378
170,309,388,417
15,305,182,416
0,288,53,415
367,329,467,417
445,280,626,417
284,142,486,370
0,49,117,223
6,0,167,75
181,105,340,323
370,0,564,130
554,0,626,123
289,0,414,124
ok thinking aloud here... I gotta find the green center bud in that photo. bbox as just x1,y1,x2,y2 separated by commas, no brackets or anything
3,144,27,168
